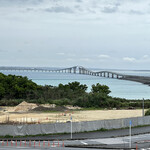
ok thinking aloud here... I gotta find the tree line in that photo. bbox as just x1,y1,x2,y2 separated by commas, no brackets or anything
0,72,150,109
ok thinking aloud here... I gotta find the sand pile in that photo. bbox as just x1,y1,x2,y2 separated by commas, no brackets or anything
14,101,38,112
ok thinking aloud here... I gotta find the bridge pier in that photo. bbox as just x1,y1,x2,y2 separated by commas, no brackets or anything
79,68,81,74
85,70,88,75
107,73,109,78
83,69,85,74
112,74,114,78
96,73,99,76
92,72,95,76
68,68,72,73
73,67,76,74
82,69,85,74
103,72,106,77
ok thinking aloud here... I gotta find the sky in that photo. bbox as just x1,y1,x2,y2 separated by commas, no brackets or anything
0,0,150,69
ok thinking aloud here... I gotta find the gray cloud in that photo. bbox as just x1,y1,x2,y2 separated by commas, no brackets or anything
102,6,118,13
44,6,74,13
76,0,82,2
26,8,34,11
129,10,144,15
0,0,43,6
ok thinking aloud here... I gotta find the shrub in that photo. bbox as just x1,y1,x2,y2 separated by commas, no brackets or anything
145,109,150,116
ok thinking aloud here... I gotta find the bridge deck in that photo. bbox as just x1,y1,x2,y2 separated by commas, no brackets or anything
0,66,150,86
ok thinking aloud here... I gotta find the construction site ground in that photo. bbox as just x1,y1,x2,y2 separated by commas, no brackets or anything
0,101,145,124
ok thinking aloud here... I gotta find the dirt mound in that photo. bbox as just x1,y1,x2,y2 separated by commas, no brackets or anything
40,104,56,108
65,105,81,110
14,101,38,112
31,106,68,112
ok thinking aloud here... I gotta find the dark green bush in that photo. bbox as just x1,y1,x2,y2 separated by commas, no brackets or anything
145,109,150,116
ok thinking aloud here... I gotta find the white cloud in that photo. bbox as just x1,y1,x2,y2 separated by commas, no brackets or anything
122,55,150,64
56,52,65,55
80,58,91,61
123,57,136,62
142,55,149,59
98,54,110,59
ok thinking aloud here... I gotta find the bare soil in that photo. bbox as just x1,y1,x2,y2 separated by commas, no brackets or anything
0,101,145,124
0,109,145,124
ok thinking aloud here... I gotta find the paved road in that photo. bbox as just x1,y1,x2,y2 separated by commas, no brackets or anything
1,134,150,149
64,133,150,149
1,126,150,149
0,140,103,150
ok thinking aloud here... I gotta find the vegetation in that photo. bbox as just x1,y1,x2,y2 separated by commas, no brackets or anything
145,109,150,116
0,72,150,109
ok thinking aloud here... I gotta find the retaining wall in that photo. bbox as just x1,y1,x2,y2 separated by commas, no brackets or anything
0,116,150,136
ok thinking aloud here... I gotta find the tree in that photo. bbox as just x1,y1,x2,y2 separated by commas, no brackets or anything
68,81,87,92
91,83,111,95
0,73,39,100
0,84,5,99
68,81,88,98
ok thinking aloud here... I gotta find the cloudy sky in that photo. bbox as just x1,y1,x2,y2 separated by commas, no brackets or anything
0,0,150,69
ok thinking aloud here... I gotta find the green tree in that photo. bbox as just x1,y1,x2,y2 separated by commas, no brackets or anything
91,83,111,95
145,109,150,116
0,84,5,99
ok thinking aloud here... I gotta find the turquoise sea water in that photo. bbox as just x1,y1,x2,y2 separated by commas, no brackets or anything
1,70,150,100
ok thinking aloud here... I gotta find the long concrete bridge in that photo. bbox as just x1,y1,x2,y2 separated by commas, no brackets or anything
0,66,150,85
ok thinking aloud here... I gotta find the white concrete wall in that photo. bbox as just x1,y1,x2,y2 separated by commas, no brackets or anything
0,116,150,136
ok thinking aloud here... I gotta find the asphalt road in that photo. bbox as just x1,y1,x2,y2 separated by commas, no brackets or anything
1,133,150,149
64,133,150,149
1,134,150,150
0,140,104,150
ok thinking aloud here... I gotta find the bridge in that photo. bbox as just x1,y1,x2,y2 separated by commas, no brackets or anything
0,66,150,85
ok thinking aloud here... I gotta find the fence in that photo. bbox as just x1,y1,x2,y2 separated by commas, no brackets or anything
0,116,150,136
0,140,64,148
0,113,74,124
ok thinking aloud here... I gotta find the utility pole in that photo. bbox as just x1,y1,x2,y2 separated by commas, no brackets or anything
71,116,72,139
142,98,144,117
129,120,132,149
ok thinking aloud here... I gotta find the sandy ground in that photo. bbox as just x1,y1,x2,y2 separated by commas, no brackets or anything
0,109,145,124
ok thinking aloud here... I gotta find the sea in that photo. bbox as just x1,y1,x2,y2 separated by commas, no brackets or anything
1,69,150,100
